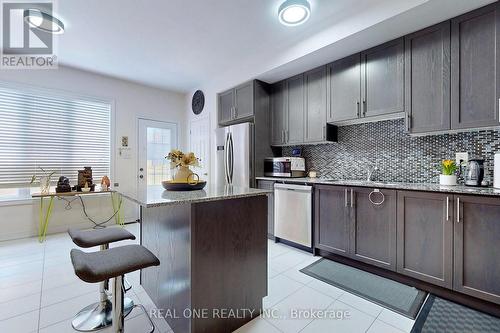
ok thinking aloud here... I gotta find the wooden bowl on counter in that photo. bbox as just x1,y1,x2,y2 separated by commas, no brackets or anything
161,180,207,191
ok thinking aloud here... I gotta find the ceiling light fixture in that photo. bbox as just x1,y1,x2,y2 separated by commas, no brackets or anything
278,0,311,26
24,9,65,34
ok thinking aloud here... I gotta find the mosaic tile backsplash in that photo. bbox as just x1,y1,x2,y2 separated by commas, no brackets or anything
282,119,500,184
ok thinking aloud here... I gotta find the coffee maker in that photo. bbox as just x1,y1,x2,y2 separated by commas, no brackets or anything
464,159,485,187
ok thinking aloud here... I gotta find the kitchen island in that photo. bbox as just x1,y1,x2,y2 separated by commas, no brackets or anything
119,185,270,333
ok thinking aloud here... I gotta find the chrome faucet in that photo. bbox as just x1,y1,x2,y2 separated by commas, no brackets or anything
366,162,379,182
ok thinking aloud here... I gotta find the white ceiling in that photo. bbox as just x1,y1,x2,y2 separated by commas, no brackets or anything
54,0,495,93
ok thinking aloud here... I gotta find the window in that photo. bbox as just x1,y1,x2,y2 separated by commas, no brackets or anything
0,85,111,190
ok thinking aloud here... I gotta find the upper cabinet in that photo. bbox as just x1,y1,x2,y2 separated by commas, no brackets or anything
218,81,255,126
218,89,235,125
270,81,286,146
270,66,334,146
305,66,328,143
451,2,500,129
328,54,361,123
328,38,405,125
405,22,451,134
286,74,305,144
361,38,405,118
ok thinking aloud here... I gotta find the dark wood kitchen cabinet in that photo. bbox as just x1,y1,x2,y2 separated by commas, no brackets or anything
257,180,275,239
451,2,500,129
315,185,351,257
361,38,405,119
316,185,396,270
234,81,254,120
285,74,305,144
350,188,397,271
454,195,500,304
218,89,234,125
328,54,361,123
217,80,259,126
328,38,405,124
396,191,453,288
270,81,286,145
305,66,327,143
405,22,451,133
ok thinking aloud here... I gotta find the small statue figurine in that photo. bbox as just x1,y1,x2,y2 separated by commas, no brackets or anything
55,176,71,193
77,167,95,192
101,175,111,191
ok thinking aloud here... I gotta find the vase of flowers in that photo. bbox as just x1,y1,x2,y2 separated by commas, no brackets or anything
30,167,55,194
166,149,201,183
440,160,457,186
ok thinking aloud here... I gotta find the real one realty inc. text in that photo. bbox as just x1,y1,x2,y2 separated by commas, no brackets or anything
149,308,351,320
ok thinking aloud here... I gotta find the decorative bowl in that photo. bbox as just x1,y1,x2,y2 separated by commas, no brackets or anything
161,180,207,191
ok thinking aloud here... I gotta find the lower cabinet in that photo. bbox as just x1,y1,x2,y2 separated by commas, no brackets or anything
315,185,397,270
454,195,500,304
315,185,350,256
351,188,397,271
256,180,275,238
315,186,500,305
396,191,453,288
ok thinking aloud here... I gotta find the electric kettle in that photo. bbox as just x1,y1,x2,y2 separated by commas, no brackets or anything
465,159,485,187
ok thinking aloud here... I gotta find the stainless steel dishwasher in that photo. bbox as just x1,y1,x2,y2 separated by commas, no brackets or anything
274,183,312,248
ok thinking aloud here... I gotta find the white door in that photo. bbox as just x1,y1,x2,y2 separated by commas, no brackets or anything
138,119,178,192
189,116,210,181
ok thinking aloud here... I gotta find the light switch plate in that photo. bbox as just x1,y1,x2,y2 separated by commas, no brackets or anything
456,152,469,165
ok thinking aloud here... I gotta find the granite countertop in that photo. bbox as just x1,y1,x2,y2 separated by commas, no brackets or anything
118,184,271,207
256,176,500,197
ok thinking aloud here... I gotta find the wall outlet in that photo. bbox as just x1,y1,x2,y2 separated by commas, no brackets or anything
456,152,469,166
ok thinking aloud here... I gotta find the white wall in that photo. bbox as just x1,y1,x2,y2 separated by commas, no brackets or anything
0,66,187,241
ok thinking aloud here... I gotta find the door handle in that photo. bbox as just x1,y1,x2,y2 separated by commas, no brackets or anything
228,132,234,184
456,197,460,223
356,101,360,118
446,196,449,221
224,132,231,184
362,100,367,117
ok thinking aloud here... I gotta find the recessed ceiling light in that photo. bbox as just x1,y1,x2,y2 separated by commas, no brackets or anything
278,0,311,26
23,9,65,34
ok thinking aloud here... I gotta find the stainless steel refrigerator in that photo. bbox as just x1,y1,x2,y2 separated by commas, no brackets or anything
215,122,254,187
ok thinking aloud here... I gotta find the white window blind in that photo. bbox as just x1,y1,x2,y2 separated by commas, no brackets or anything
0,85,111,187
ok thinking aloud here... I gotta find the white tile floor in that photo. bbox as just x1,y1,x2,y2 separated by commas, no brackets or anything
0,224,415,333
237,240,416,333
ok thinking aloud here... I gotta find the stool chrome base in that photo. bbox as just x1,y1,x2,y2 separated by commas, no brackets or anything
71,297,134,332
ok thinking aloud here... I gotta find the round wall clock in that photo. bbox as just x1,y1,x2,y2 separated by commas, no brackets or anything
192,90,205,115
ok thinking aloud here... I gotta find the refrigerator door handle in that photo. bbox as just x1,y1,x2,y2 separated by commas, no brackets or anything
224,132,231,184
228,131,234,184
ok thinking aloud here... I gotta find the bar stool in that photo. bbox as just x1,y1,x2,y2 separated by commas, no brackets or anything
68,227,136,331
71,244,160,333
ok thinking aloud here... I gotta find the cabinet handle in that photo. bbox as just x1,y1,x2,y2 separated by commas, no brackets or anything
286,130,289,143
345,189,348,207
362,100,367,117
323,125,326,139
350,189,354,208
356,101,360,117
456,197,460,223
281,130,284,144
446,196,449,221
406,113,412,131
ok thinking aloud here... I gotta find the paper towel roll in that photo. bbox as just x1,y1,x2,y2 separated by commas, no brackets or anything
494,153,500,188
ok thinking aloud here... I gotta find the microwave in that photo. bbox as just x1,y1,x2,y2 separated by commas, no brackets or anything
264,157,306,178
